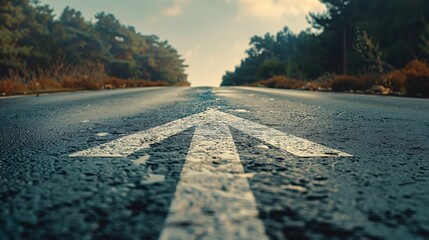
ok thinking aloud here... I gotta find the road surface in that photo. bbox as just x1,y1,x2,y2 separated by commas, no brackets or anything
1,87,428,240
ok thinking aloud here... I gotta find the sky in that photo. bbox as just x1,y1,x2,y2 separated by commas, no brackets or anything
40,0,326,86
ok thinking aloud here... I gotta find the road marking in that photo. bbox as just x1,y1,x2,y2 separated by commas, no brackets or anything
70,109,352,239
214,110,353,157
69,109,352,158
141,174,165,185
69,111,207,157
159,123,268,239
95,132,109,137
131,155,150,165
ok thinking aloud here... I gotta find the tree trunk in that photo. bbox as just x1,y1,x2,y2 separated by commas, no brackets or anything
343,26,348,75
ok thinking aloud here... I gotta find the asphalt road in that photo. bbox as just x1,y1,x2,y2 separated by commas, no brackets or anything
1,87,428,240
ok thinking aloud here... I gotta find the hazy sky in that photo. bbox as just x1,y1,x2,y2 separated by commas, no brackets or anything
40,0,325,86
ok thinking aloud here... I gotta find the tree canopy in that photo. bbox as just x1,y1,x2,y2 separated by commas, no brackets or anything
0,0,187,84
222,0,429,86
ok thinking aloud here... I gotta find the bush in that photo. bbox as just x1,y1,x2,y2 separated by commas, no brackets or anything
1,71,186,97
171,81,191,87
100,77,171,88
329,60,429,97
61,76,79,89
79,76,99,90
101,77,125,89
331,75,376,92
253,76,303,89
0,80,28,95
38,78,62,90
305,81,332,91
385,70,407,93
61,76,99,90
133,80,168,87
402,60,429,97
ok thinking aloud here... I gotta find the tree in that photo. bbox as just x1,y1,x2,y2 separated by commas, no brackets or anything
0,0,32,75
0,1,188,84
50,7,105,65
258,60,286,79
222,0,429,87
421,17,429,56
309,0,354,74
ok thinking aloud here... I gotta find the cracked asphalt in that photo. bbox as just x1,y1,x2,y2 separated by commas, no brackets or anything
1,87,428,240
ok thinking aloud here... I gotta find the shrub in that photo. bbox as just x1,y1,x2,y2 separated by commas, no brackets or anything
253,76,303,89
385,70,407,93
101,77,171,88
38,78,62,90
2,72,185,97
61,76,100,90
331,75,376,92
306,81,332,91
308,73,335,91
101,77,125,89
402,60,429,97
133,80,168,87
79,76,99,90
359,75,379,90
0,80,28,95
171,81,191,87
61,76,78,89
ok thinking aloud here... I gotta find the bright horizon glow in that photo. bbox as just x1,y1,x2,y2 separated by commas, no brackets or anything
40,0,325,86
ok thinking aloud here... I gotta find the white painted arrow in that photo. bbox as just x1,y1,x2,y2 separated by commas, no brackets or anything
69,109,352,240
69,109,352,158
159,122,268,240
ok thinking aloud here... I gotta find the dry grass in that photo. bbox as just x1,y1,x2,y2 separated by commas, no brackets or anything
61,77,100,90
247,60,429,98
171,81,191,87
0,62,190,96
1,77,188,96
252,76,303,89
385,69,407,93
307,73,335,91
323,60,429,97
1,75,187,96
0,80,28,96
38,78,63,90
243,60,429,98
101,77,170,89
402,60,429,97
331,75,376,92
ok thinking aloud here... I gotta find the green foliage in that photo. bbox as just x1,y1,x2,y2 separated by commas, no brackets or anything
257,60,286,79
0,0,32,72
354,29,387,74
0,0,187,84
222,0,429,88
221,27,322,86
